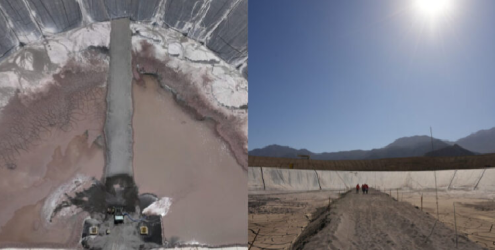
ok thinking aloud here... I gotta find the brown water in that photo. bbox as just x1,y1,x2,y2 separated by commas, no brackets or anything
0,88,106,247
0,45,109,247
132,76,247,246
0,124,105,247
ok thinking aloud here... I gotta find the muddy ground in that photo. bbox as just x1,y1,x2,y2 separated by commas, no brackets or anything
132,75,247,246
132,39,248,170
0,66,107,247
0,32,109,246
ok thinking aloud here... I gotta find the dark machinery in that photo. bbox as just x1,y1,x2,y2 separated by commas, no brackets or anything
113,206,124,224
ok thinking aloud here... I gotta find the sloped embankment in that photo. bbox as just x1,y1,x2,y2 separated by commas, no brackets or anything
297,190,484,250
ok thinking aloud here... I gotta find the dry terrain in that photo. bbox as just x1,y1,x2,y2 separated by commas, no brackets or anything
299,189,484,250
248,191,340,250
402,191,495,249
248,189,490,250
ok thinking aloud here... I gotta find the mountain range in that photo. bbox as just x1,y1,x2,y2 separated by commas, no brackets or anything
249,127,495,160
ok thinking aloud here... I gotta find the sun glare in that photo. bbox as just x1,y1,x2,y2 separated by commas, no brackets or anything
415,0,452,18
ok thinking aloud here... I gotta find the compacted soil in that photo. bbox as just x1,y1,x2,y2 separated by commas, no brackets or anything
299,189,484,250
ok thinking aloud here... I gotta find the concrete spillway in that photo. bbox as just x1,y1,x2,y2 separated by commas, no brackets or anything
104,18,133,178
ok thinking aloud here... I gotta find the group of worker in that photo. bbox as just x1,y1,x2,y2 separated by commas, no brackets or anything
356,184,369,194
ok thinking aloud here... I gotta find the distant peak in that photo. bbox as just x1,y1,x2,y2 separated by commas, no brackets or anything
386,135,438,148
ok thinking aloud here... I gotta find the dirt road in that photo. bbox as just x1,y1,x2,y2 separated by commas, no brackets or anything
299,189,484,250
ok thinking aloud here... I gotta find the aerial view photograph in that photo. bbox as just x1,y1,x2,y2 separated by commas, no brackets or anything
249,0,495,249
0,0,247,249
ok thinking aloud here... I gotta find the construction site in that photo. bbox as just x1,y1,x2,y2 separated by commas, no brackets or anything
248,155,495,250
0,0,247,249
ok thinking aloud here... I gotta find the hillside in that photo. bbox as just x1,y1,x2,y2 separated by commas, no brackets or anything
249,145,314,158
456,127,495,154
425,144,476,157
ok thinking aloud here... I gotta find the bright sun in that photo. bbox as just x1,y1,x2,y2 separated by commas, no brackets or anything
415,0,452,18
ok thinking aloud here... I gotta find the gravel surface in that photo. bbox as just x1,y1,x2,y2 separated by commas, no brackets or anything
300,189,485,250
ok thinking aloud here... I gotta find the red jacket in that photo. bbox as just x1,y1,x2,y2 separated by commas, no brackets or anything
356,184,360,190
364,184,369,189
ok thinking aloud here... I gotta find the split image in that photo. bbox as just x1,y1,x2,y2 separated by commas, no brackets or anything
248,1,495,249
1,0,495,250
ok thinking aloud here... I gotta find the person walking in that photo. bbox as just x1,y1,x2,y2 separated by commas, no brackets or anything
356,184,360,194
364,184,369,194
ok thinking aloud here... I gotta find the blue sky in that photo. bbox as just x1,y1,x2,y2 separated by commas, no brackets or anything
249,0,495,153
